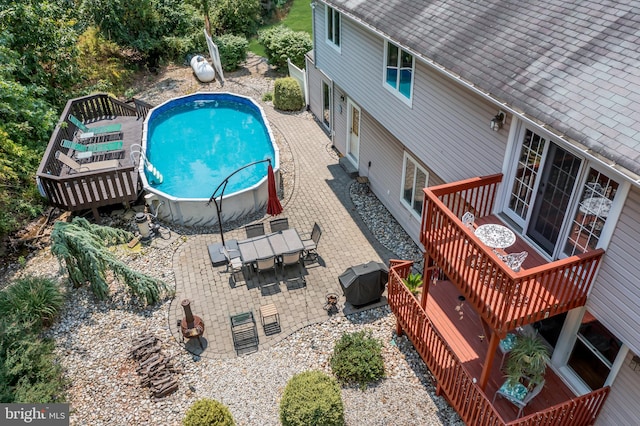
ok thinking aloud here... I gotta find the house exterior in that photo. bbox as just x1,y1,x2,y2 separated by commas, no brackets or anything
306,1,640,424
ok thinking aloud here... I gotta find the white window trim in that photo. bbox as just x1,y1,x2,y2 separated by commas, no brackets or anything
382,40,415,107
325,5,341,52
500,118,627,258
400,152,428,220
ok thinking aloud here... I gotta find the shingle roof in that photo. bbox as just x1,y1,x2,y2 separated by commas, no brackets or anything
323,0,640,176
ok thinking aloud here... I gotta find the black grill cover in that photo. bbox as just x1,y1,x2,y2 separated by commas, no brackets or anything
339,261,388,307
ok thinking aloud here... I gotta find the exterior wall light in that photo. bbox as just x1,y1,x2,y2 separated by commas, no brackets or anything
490,111,506,131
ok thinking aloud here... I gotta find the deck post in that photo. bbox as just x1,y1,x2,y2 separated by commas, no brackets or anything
91,206,100,221
479,331,499,390
395,320,403,337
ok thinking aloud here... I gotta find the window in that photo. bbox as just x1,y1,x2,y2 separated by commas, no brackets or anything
385,42,414,100
505,127,619,257
401,153,428,217
568,312,621,390
564,169,618,255
326,6,340,49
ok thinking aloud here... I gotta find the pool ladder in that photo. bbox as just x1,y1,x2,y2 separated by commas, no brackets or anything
131,144,163,184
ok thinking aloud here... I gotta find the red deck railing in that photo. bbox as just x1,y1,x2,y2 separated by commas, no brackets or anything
420,174,604,335
388,260,610,426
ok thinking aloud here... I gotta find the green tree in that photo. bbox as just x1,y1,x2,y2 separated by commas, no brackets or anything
80,0,201,68
50,217,170,305
211,0,261,37
0,0,81,107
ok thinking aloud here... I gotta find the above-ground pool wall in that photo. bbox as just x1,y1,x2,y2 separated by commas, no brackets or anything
147,169,278,227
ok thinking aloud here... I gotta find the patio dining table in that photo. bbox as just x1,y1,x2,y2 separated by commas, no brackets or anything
237,228,304,265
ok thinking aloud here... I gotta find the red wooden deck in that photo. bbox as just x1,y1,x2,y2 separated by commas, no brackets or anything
425,279,575,422
388,260,611,426
420,174,604,335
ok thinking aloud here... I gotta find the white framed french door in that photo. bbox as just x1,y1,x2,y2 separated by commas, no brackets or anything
346,99,360,167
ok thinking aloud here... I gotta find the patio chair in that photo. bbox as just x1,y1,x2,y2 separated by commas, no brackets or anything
301,222,322,261
222,246,243,283
280,249,304,282
499,332,518,369
497,251,528,272
68,114,122,135
61,139,124,153
254,255,277,284
55,151,120,173
492,379,545,419
462,211,476,231
245,223,265,238
269,217,289,233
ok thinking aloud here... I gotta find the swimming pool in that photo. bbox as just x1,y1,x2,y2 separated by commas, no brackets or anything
140,92,279,226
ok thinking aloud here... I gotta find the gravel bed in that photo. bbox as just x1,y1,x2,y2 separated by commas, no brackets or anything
5,57,462,425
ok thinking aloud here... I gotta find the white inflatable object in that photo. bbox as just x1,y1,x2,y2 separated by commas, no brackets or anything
190,55,215,83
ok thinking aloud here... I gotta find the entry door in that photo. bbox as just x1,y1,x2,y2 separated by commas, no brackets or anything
347,99,360,167
527,144,582,255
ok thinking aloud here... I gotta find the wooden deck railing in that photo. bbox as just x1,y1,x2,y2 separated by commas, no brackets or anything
36,94,140,216
420,174,604,335
388,260,610,426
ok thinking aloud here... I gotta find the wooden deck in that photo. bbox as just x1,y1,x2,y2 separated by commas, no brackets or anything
425,279,576,422
420,174,604,335
388,260,611,426
36,94,153,218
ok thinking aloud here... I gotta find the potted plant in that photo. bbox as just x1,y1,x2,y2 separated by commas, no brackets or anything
402,273,423,297
504,333,550,389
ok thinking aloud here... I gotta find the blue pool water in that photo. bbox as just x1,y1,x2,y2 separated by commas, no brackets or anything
144,93,275,199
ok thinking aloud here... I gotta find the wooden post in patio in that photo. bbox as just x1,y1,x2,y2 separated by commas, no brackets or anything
479,331,499,390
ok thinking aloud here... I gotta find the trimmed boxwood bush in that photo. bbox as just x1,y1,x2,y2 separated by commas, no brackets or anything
273,77,304,111
330,331,385,389
280,371,344,426
216,34,249,71
183,398,235,426
258,26,312,69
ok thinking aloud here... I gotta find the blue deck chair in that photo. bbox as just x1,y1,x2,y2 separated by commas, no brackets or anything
68,114,122,135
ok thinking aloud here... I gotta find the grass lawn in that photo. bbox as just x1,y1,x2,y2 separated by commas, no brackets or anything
249,0,313,57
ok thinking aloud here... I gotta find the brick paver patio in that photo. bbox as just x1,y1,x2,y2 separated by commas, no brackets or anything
170,107,396,357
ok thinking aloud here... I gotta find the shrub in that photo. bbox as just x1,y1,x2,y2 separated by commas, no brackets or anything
211,0,261,37
262,92,273,102
258,26,312,69
183,398,235,426
280,371,344,426
330,331,385,389
216,34,249,71
0,276,64,329
273,77,304,111
402,273,422,296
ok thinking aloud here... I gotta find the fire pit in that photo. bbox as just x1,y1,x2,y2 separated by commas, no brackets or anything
180,299,205,349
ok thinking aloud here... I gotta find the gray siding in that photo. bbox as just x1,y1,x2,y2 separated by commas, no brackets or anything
595,351,640,425
306,58,326,125
587,186,640,355
359,109,445,244
314,7,507,184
